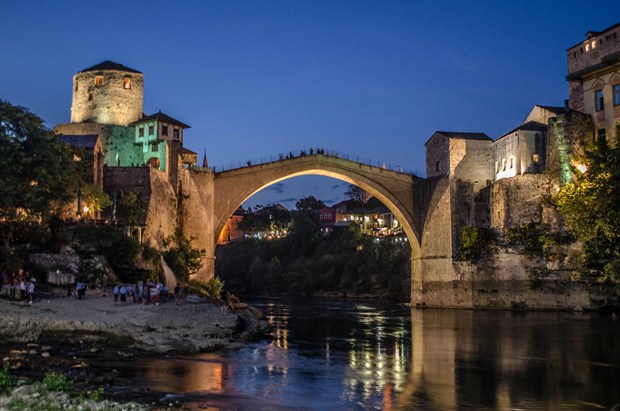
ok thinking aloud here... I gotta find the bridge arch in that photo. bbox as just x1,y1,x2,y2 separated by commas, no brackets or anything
213,155,424,260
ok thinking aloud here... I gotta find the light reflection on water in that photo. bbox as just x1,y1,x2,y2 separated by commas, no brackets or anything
108,299,620,410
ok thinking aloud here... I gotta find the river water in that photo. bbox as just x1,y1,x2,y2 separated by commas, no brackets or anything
107,298,620,410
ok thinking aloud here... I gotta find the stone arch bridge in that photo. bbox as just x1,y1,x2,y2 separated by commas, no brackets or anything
175,153,452,305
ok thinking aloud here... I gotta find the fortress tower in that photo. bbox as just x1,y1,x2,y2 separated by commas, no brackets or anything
70,60,144,126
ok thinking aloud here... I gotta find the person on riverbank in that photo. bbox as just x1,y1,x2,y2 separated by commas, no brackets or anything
19,277,27,304
27,278,35,304
119,284,127,304
76,281,86,300
113,285,119,303
174,283,180,305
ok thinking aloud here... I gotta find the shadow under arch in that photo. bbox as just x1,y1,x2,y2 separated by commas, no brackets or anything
213,157,423,260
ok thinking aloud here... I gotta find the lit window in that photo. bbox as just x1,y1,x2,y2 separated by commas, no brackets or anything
595,89,604,112
149,125,154,135
614,84,620,106
173,129,180,140
94,76,104,87
162,126,168,136
139,127,144,137
585,43,590,52
532,153,539,164
592,40,597,49
73,154,81,162
123,77,131,89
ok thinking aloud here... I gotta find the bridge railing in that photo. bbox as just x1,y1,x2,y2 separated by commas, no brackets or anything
213,148,418,176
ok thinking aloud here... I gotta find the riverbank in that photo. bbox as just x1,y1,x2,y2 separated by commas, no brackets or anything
0,290,271,409
0,289,270,353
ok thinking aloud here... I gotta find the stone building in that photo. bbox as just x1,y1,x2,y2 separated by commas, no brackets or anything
55,61,196,223
566,22,620,141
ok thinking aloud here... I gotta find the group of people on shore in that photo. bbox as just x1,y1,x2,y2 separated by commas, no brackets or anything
112,280,181,306
0,269,36,304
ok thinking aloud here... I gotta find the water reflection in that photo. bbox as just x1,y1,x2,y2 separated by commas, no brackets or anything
103,300,620,410
401,309,620,410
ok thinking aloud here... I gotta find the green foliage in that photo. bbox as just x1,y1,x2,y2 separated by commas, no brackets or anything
216,227,411,301
80,183,111,217
295,196,325,210
0,100,80,248
115,190,145,226
72,225,140,273
0,363,16,393
238,204,290,237
163,229,206,284
458,226,496,260
188,277,225,302
556,137,620,286
42,371,73,392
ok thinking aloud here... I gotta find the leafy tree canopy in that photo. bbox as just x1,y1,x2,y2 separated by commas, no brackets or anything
295,196,325,210
0,100,80,247
556,135,620,285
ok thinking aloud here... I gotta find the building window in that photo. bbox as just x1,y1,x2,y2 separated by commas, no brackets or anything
595,89,604,112
148,125,154,135
139,127,144,137
614,84,620,106
495,161,499,173
162,126,168,136
94,76,104,87
151,144,157,152
435,161,440,172
88,92,93,101
173,129,180,140
502,159,506,171
123,77,131,89
509,157,514,169
532,153,539,164
598,128,606,141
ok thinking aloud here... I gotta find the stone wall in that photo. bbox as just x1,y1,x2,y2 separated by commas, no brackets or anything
546,110,594,184
71,69,144,126
425,134,450,178
103,167,178,249
414,252,589,310
178,168,216,281
490,174,557,231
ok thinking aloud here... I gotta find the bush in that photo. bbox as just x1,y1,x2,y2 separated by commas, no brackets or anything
163,229,205,284
0,364,16,393
188,277,225,302
458,226,496,260
42,371,73,392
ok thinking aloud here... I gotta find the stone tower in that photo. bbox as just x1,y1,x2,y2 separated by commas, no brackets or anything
70,61,144,126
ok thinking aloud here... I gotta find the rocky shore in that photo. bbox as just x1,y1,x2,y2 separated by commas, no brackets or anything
0,290,270,354
0,290,271,410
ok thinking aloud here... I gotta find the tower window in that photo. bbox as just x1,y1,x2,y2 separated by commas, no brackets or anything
148,125,154,135
151,144,157,152
173,129,180,140
613,84,620,106
532,153,539,164
94,76,104,87
510,157,514,169
162,126,168,136
123,77,131,89
435,161,440,172
595,89,604,112
139,127,144,137
88,92,93,101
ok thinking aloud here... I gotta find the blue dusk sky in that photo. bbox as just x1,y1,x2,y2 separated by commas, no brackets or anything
1,1,618,210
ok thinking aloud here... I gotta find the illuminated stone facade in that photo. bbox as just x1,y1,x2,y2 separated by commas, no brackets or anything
567,22,620,140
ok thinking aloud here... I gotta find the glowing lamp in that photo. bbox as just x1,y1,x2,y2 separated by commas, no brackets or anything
576,164,587,173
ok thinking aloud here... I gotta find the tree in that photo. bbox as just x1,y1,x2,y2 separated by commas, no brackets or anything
556,135,620,286
295,196,325,210
163,229,206,284
0,100,80,248
115,190,145,226
344,184,372,203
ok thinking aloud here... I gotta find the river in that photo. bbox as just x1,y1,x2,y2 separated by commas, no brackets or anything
102,298,620,410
